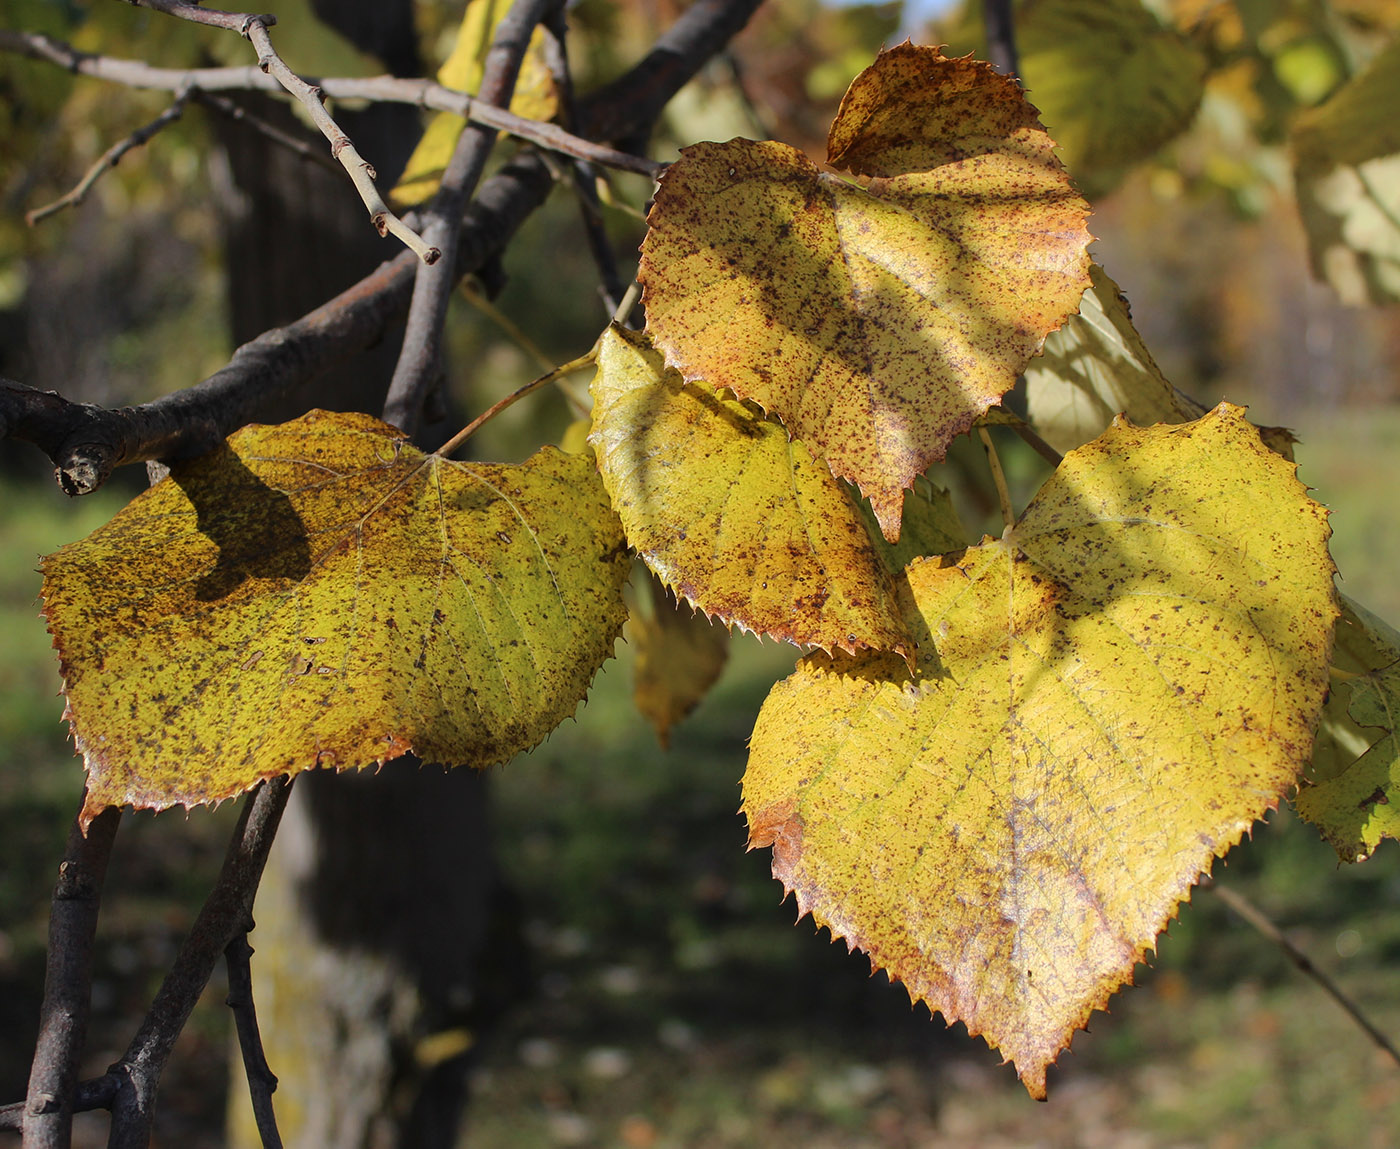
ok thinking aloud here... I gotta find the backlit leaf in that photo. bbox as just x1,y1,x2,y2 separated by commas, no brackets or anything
1298,595,1400,861
1018,0,1206,199
391,0,558,206
743,404,1336,1097
632,575,730,749
640,43,1091,541
1026,262,1205,455
588,326,910,658
42,411,629,827
1291,36,1400,305
861,476,969,575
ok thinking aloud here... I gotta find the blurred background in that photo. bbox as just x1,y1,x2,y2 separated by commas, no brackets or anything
4,0,1400,1145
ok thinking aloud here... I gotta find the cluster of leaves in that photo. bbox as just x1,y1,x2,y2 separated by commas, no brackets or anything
33,3,1400,1099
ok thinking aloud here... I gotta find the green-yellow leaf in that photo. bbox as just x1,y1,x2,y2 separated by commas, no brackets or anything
632,575,730,749
640,43,1091,541
743,403,1336,1097
1297,595,1400,861
42,410,629,828
1026,262,1206,455
1017,0,1206,199
588,326,910,658
861,476,969,575
391,0,558,206
1291,35,1400,305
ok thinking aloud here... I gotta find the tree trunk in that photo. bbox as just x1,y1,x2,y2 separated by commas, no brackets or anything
214,6,515,1145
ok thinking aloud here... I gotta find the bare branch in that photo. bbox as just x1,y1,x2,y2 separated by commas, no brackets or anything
1,0,764,493
1205,878,1400,1069
193,90,342,176
106,778,292,1149
20,805,121,1148
545,13,630,317
240,18,438,263
27,94,191,225
383,0,566,434
0,32,663,178
107,6,437,261
0,1078,117,1134
225,929,282,1149
123,0,278,34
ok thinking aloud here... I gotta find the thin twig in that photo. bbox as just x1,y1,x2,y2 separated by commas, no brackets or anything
20,804,121,1148
124,0,277,34
383,0,564,434
437,350,598,459
106,778,292,1149
1003,413,1064,467
225,928,282,1149
543,11,630,317
27,93,191,225
0,32,664,179
0,1078,117,1134
1204,877,1400,1069
192,90,342,176
113,6,436,260
979,426,1016,531
239,19,438,263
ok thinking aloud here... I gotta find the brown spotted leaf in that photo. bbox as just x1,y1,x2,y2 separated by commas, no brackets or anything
632,574,730,748
744,404,1337,1096
640,43,1092,541
588,325,910,658
42,410,630,827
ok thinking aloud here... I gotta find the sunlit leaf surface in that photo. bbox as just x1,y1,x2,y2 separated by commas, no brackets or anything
744,404,1337,1096
589,325,911,658
640,43,1091,540
43,411,629,826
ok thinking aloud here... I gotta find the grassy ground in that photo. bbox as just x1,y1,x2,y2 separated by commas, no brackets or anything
3,406,1400,1146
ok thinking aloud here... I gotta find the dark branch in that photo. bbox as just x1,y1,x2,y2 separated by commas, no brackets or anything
106,778,292,1149
982,0,1021,80
1,0,764,490
225,929,282,1149
20,806,121,1147
0,1078,117,1134
384,0,565,434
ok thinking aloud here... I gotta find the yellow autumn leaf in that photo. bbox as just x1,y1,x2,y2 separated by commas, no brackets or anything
1292,35,1400,305
588,325,911,658
640,43,1091,542
392,0,558,207
43,410,629,828
1026,262,1206,455
632,575,730,749
1298,595,1400,861
1018,0,1206,199
860,476,969,576
743,403,1337,1097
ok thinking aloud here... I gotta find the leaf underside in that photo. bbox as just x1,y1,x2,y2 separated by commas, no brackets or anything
43,410,630,827
743,404,1337,1097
